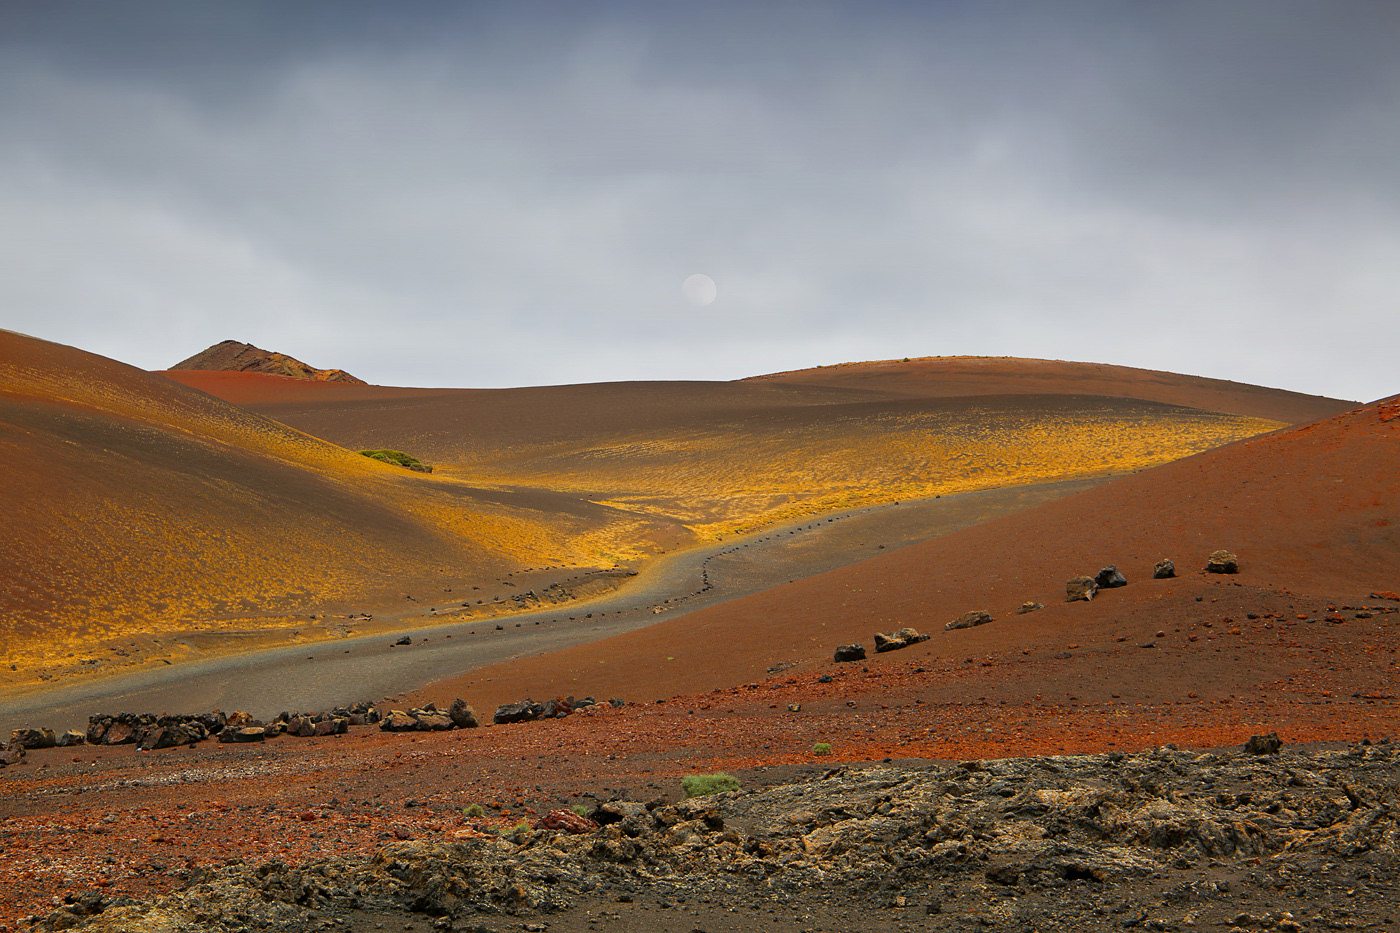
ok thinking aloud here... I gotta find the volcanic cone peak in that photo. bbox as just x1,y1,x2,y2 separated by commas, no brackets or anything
169,339,366,384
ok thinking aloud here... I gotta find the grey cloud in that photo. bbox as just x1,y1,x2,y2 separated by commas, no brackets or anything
1,2,1396,399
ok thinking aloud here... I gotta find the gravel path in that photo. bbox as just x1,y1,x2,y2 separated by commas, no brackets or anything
0,477,1108,734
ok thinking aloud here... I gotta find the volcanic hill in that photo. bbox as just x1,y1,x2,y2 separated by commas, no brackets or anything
0,332,682,689
163,357,1334,540
170,339,366,384
419,390,1400,726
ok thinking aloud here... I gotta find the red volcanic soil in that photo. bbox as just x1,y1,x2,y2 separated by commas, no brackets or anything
747,356,1356,424
416,395,1399,723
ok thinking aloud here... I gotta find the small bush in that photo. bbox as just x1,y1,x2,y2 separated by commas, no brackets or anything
461,803,485,818
571,804,590,818
359,449,433,473
682,773,740,798
813,742,832,756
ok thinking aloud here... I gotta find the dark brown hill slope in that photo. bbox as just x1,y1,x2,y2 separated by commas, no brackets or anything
170,339,365,383
746,356,1355,424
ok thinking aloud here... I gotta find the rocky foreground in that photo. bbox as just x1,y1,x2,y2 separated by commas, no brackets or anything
35,739,1400,932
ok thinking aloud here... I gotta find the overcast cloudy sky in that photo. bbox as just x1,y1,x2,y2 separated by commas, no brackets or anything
2,2,1396,400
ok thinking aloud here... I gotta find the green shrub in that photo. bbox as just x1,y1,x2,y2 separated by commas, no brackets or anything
813,742,832,756
359,449,433,473
461,803,485,818
572,804,590,818
682,773,740,798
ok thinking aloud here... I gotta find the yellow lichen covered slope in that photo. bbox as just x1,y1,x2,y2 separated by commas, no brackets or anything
0,332,681,679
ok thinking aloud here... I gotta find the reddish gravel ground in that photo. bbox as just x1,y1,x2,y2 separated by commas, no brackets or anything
3,587,1398,932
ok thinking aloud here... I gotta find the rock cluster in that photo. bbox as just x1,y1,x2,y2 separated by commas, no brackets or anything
492,696,614,725
42,741,1400,932
379,700,479,733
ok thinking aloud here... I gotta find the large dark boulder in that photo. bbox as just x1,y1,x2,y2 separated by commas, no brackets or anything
833,644,866,662
1066,577,1098,602
1094,566,1127,588
1244,732,1283,755
10,728,56,750
494,699,544,725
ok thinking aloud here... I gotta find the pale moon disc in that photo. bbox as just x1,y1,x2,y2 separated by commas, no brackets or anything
682,273,718,307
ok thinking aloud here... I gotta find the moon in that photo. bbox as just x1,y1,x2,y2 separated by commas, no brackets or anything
681,273,718,307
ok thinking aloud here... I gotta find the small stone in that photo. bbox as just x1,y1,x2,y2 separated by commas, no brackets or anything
1153,559,1176,579
1016,601,1043,614
1095,565,1127,588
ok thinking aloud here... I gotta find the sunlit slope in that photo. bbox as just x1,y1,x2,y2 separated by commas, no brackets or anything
745,356,1356,425
172,371,1289,539
0,332,679,668
435,396,1400,711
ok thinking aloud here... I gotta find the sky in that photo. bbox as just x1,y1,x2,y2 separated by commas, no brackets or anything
2,2,1397,401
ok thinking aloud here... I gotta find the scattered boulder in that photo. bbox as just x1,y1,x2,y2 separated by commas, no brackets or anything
1244,732,1283,755
448,698,479,728
945,612,993,632
288,716,318,738
10,728,56,750
0,743,24,766
1094,566,1127,588
1206,550,1240,574
313,718,347,736
534,809,596,834
1016,602,1043,614
874,627,931,652
833,644,866,662
494,699,545,725
216,726,269,744
409,709,454,731
55,729,86,747
1066,577,1098,602
1153,559,1176,579
379,711,420,732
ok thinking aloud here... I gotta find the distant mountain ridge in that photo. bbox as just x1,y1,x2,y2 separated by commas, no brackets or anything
169,339,365,384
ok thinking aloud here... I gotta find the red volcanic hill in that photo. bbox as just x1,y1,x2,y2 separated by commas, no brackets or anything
428,393,1399,713
746,356,1353,425
171,339,366,384
162,356,1348,539
0,332,678,677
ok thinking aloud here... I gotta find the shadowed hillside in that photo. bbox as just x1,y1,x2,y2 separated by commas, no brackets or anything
745,356,1356,425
